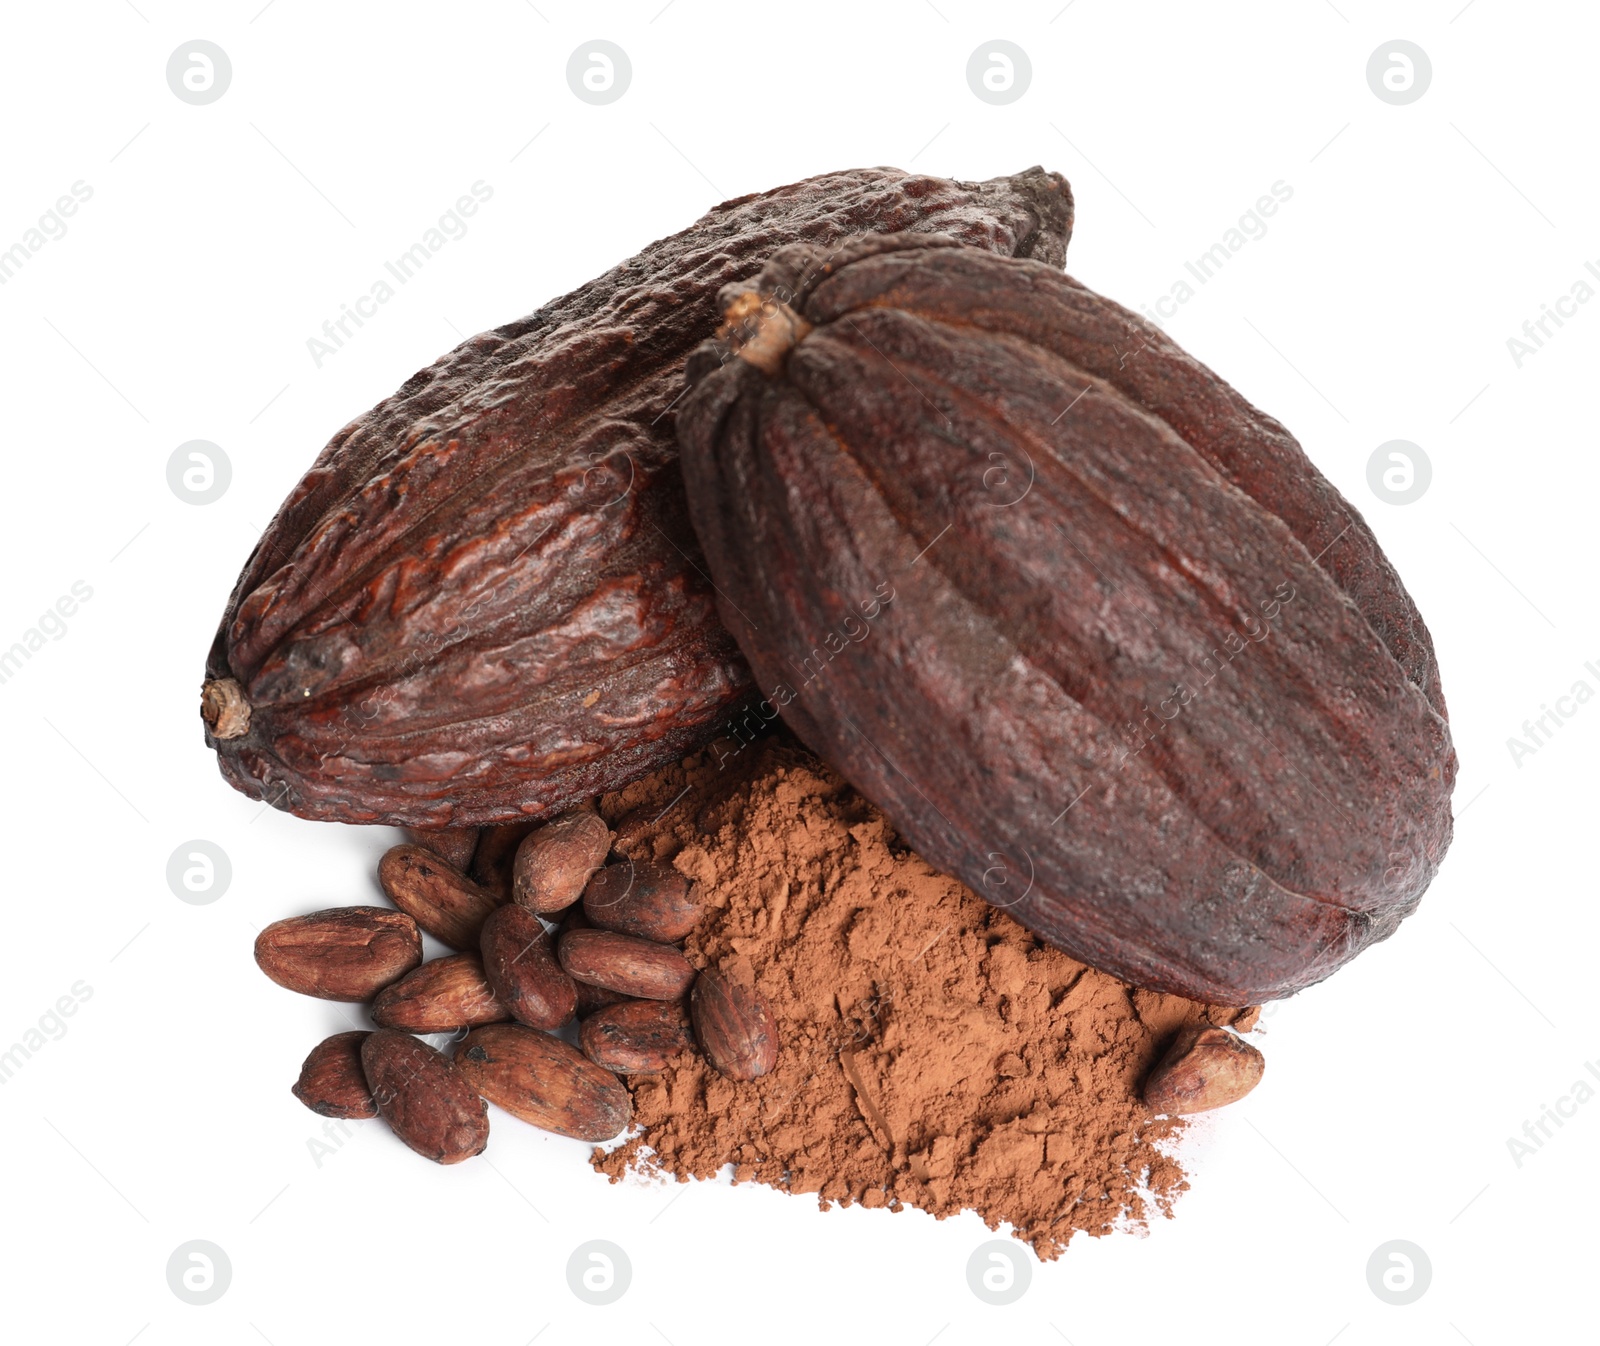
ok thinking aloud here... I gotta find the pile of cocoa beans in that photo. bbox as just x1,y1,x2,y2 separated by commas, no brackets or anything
254,808,777,1164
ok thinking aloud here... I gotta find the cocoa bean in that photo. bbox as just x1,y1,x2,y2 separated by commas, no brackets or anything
479,904,577,1030
470,820,538,900
254,906,421,1001
582,859,704,943
378,844,501,950
361,1029,489,1164
512,808,611,913
454,1024,632,1141
574,981,630,1019
291,1030,377,1118
691,968,778,1081
1143,1024,1264,1115
402,825,479,871
371,953,509,1032
580,999,693,1075
558,929,694,1000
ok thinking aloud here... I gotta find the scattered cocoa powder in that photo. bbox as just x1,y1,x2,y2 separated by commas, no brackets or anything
591,732,1259,1258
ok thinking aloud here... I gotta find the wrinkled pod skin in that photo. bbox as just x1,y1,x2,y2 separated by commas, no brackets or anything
674,234,1456,1004
201,168,1074,827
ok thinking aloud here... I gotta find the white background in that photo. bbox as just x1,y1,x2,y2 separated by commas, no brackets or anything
0,2,1593,1343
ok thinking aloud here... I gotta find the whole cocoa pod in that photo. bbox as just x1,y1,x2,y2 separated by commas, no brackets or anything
479,903,577,1030
675,234,1456,1004
378,844,502,949
254,906,421,1001
200,167,1073,827
361,1029,489,1164
455,1024,632,1141
371,953,509,1032
291,1030,377,1118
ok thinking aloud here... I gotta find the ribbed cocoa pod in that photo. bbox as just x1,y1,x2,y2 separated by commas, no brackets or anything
291,1031,377,1118
200,167,1074,827
378,844,502,949
579,998,694,1074
254,906,421,1001
511,807,611,913
454,1023,632,1141
676,234,1456,1004
479,904,577,1030
558,929,695,1000
361,1029,489,1164
371,953,509,1032
582,859,703,942
402,826,479,871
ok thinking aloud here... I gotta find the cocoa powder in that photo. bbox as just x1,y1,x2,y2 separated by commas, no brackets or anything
592,733,1258,1258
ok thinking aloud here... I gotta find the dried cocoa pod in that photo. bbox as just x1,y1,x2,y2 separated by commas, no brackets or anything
454,1023,632,1141
378,844,502,949
402,825,479,871
582,859,704,942
291,1030,377,1118
690,968,779,1081
559,929,694,1000
200,167,1074,828
579,998,694,1075
1143,1024,1265,1114
512,807,611,913
371,953,509,1032
479,904,577,1029
676,234,1456,1004
470,820,537,900
361,1029,489,1164
254,906,421,1001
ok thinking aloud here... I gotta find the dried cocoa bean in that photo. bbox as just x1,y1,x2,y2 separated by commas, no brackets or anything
402,825,479,871
574,980,630,1019
690,968,778,1081
512,807,611,913
470,820,537,900
479,904,577,1030
201,167,1074,828
676,234,1456,1004
378,844,501,950
582,859,703,943
1143,1024,1265,1114
579,999,693,1075
361,1029,489,1164
454,1023,632,1141
254,906,421,1001
371,953,508,1032
291,1030,377,1118
558,928,694,1000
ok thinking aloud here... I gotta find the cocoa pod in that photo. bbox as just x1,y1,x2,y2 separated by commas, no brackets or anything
558,928,694,1000
1143,1024,1265,1115
254,906,421,1001
580,998,694,1075
291,1030,377,1118
455,1023,632,1141
470,820,537,900
402,825,479,871
361,1029,489,1164
676,234,1456,1004
378,844,501,950
371,953,509,1032
200,167,1074,828
512,807,611,913
690,968,778,1081
479,904,577,1029
582,859,704,943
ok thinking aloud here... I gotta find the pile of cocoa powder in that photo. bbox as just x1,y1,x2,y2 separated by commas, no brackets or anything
591,730,1259,1259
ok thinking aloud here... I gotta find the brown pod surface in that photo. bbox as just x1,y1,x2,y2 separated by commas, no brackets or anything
402,825,479,871
254,906,421,1001
361,1029,489,1164
512,808,611,913
582,859,704,942
580,998,694,1074
1143,1024,1265,1114
675,234,1456,1004
479,904,577,1029
291,1030,377,1118
371,953,509,1032
559,929,694,1000
690,968,779,1081
378,844,501,950
455,1024,632,1141
200,167,1074,828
